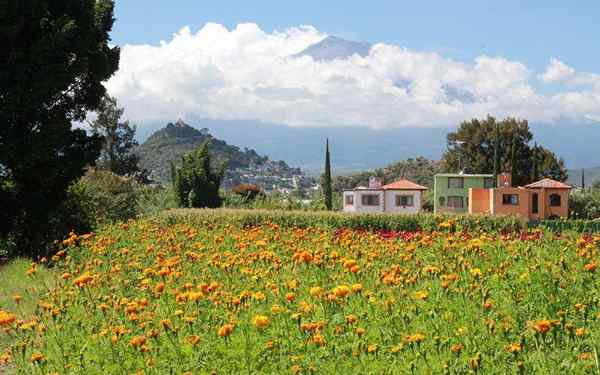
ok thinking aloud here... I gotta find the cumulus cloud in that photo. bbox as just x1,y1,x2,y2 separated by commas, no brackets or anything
106,23,600,128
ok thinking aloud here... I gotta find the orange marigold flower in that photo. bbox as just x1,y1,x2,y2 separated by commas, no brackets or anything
450,343,464,354
505,342,522,353
351,283,363,293
311,333,326,346
187,335,202,346
533,320,552,335
367,344,378,353
584,262,597,272
218,323,235,337
252,315,270,329
73,272,93,287
154,282,165,294
30,352,45,363
333,285,350,298
285,292,296,303
0,311,17,326
346,315,358,324
130,336,147,348
404,333,426,344
13,295,22,305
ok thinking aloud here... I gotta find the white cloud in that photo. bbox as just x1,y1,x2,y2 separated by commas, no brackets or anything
106,23,600,128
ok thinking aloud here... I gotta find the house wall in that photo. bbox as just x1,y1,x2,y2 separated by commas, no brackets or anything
540,188,570,219
434,175,492,214
342,191,357,213
469,188,491,214
342,190,385,213
384,190,422,213
493,187,530,218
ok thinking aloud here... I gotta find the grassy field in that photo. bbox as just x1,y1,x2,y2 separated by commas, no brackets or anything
0,259,54,373
3,216,600,373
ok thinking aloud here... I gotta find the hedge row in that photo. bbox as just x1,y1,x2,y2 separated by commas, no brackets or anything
532,219,600,233
157,209,523,233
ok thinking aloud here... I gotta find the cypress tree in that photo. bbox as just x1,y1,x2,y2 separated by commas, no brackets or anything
493,123,500,187
532,143,539,182
323,138,333,210
582,169,586,191
510,132,517,185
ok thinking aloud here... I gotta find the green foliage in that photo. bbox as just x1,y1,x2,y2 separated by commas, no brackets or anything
333,157,441,192
174,142,224,208
569,190,600,220
323,139,333,210
493,122,500,187
0,0,119,257
443,116,568,186
70,169,140,227
160,208,523,233
135,185,178,218
90,95,147,181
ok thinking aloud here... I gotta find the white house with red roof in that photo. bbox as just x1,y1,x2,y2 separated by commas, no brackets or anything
342,177,428,214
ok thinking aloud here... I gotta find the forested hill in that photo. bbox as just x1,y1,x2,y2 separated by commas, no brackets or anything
136,120,287,183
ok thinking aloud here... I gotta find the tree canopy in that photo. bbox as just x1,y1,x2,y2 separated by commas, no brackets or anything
0,0,120,256
442,117,567,186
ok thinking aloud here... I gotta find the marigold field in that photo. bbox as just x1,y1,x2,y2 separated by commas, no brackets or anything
3,217,600,374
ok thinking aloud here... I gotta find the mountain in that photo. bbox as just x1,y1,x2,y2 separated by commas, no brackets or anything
295,36,372,61
136,120,295,183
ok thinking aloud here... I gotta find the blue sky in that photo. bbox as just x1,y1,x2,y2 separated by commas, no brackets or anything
111,0,599,73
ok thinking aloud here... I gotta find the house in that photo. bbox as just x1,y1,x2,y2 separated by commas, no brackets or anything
469,173,572,220
343,177,428,214
434,173,494,214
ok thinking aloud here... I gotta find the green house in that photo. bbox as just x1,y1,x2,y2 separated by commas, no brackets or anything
434,173,494,214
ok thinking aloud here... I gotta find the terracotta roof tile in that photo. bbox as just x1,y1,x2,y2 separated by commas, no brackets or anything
382,179,428,190
525,178,572,189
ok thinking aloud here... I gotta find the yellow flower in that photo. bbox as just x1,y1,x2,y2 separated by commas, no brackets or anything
351,283,363,293
309,286,323,297
252,315,270,329
271,304,285,314
414,291,429,301
505,342,522,353
403,333,426,344
367,344,378,353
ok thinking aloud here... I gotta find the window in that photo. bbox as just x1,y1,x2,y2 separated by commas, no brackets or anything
438,197,446,207
345,194,354,206
448,177,464,189
502,194,519,205
532,193,539,214
361,194,380,206
549,194,561,207
447,196,464,208
395,195,414,207
484,177,494,188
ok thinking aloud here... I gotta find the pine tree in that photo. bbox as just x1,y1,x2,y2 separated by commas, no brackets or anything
582,169,586,191
323,138,333,210
493,123,500,187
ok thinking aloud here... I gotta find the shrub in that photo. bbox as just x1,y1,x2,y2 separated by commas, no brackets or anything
71,169,139,227
231,184,262,201
136,185,178,217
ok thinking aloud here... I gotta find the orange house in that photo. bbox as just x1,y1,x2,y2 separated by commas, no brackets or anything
469,174,571,220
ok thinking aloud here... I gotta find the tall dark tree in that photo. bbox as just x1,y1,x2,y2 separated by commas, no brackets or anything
0,0,120,256
493,122,500,187
532,143,539,182
443,116,568,186
582,169,586,191
90,95,144,178
323,138,333,210
173,141,224,208
510,133,517,185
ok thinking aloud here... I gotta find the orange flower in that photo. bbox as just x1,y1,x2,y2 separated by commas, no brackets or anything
333,285,350,298
533,320,553,335
309,286,323,298
12,295,22,305
0,311,16,326
403,333,426,344
30,352,45,363
584,262,597,272
187,335,202,346
351,284,363,293
130,336,147,348
252,315,270,329
285,292,296,303
505,342,522,353
73,272,93,287
345,315,358,324
218,323,235,337
450,343,464,354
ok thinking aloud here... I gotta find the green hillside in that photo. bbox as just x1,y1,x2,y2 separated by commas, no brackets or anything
136,120,271,183
568,167,600,188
